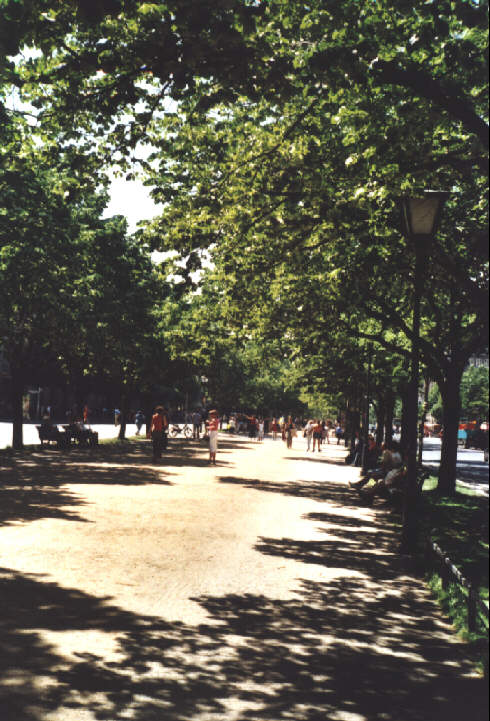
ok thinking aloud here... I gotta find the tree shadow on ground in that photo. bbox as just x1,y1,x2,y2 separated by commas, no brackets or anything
286,453,350,467
0,485,89,527
1,454,487,720
219,474,358,507
0,443,175,527
0,439,246,527
1,554,487,721
304,511,376,528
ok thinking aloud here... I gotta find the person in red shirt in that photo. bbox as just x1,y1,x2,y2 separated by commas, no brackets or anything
150,405,168,462
312,420,323,452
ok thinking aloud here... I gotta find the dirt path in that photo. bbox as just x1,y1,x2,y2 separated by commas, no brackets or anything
0,436,487,720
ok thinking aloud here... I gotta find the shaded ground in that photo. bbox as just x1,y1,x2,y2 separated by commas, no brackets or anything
0,437,487,720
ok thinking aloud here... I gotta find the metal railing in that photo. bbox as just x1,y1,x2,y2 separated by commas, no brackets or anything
425,538,489,634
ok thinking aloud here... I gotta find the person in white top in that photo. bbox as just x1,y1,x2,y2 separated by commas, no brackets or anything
257,419,264,442
304,420,314,451
206,410,219,465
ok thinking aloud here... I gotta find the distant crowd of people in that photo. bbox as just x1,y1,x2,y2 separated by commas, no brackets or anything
38,401,412,501
144,410,346,465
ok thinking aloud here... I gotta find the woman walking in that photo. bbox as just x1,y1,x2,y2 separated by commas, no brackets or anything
206,409,219,465
304,419,314,451
312,419,323,452
150,405,167,462
285,416,295,450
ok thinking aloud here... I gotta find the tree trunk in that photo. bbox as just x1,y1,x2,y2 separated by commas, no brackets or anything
418,377,430,466
438,365,464,496
118,392,128,440
143,392,152,438
345,406,360,451
375,397,386,447
11,365,24,450
384,392,395,445
400,385,410,453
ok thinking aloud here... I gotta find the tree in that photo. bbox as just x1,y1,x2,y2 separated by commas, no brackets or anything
460,366,489,422
0,128,96,448
133,1,487,499
3,0,488,500
63,213,177,439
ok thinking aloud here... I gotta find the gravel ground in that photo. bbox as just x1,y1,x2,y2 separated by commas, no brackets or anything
0,435,487,721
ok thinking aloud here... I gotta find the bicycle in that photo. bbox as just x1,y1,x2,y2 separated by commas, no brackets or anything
169,423,193,439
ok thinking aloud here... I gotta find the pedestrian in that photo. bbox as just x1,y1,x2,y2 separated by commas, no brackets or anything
258,418,264,442
304,419,314,451
206,409,219,465
192,408,202,439
312,419,323,452
321,420,328,446
271,418,280,440
150,405,168,462
134,410,145,435
335,423,343,445
247,414,258,441
285,416,295,449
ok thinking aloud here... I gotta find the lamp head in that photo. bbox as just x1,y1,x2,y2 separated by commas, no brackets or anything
401,191,449,238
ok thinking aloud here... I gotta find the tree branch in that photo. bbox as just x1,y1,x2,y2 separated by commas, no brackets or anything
373,59,489,149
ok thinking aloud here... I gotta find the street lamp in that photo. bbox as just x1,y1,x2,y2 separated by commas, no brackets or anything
399,191,448,553
361,343,372,473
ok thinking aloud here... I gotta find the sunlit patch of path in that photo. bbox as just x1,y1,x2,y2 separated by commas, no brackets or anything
0,435,487,720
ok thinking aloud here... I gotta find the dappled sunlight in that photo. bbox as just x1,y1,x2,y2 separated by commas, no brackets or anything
2,564,485,721
0,437,487,720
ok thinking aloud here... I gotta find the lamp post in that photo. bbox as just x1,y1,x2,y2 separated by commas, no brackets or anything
399,191,448,553
361,343,372,472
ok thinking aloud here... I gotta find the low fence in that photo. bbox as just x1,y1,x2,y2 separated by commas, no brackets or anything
425,538,489,634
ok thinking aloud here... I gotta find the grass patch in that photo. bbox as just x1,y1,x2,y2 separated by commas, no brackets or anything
99,435,141,446
419,477,489,674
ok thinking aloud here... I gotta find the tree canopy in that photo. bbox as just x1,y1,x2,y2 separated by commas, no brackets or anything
0,0,487,494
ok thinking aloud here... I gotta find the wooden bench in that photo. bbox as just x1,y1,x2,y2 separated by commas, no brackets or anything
62,424,99,447
36,424,71,449
387,467,431,506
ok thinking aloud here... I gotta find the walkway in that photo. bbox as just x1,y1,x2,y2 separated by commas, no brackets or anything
0,436,487,720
